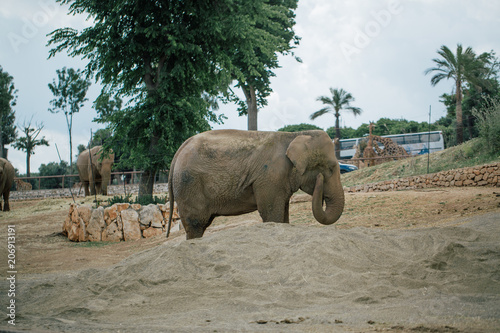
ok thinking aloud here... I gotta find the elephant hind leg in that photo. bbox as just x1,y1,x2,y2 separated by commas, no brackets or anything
83,181,90,196
183,215,215,239
2,192,10,211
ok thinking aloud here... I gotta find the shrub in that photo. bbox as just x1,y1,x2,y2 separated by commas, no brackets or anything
105,194,167,207
472,97,500,155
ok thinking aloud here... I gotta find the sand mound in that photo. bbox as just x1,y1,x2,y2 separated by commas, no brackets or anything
6,212,500,332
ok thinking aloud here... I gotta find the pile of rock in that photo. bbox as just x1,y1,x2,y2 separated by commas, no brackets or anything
62,202,181,242
345,162,500,193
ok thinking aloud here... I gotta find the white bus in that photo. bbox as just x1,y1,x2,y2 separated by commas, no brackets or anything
339,131,445,159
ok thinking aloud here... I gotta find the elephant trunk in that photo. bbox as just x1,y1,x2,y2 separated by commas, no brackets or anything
311,172,344,225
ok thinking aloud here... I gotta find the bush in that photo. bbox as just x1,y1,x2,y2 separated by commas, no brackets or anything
105,194,168,207
473,97,500,155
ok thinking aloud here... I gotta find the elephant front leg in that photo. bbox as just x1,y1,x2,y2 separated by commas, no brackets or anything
182,216,215,239
256,192,290,223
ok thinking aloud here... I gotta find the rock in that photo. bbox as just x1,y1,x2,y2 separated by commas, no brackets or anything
116,203,130,212
121,209,141,241
87,207,105,242
169,220,183,233
102,222,123,242
68,223,80,242
62,215,71,236
78,217,87,242
78,205,93,225
139,204,163,228
142,227,163,238
104,205,118,226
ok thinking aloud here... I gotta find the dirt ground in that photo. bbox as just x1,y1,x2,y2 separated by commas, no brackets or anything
1,186,500,332
3,187,499,275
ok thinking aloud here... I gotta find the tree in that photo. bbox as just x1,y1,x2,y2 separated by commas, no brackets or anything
48,67,91,171
47,0,263,199
38,161,71,189
0,66,17,159
93,93,122,124
424,44,489,145
310,88,362,158
12,119,49,177
278,123,321,132
228,0,300,130
326,126,356,139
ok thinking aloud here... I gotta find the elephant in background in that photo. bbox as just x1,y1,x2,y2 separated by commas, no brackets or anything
0,158,15,211
167,129,345,239
76,146,115,196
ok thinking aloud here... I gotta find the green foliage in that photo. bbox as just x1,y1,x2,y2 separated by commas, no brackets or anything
326,126,357,139
278,123,321,132
425,44,496,144
48,67,91,167
336,118,441,140
0,66,17,157
472,97,500,155
93,94,122,124
12,120,49,176
47,0,261,196
105,194,167,207
227,0,300,130
38,161,72,189
310,88,362,140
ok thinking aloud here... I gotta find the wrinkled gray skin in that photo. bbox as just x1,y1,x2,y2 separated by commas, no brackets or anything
167,129,345,239
76,146,115,196
0,158,15,211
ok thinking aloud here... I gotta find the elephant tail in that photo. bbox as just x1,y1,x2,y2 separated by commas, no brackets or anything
166,159,175,238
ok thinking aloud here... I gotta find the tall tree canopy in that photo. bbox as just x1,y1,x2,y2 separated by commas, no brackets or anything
310,88,362,157
48,67,91,171
0,66,17,159
47,0,293,197
228,0,300,130
424,44,491,145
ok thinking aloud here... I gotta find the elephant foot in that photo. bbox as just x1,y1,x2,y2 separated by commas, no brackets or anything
183,216,214,239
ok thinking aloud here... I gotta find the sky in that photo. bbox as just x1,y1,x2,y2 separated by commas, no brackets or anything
1,0,499,174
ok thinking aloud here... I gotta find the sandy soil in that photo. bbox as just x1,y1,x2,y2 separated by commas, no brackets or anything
0,186,499,332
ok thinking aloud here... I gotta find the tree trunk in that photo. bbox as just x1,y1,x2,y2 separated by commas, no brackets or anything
138,133,160,199
26,153,31,177
467,115,474,140
455,81,464,144
138,169,156,199
243,84,258,131
0,116,4,159
335,112,341,159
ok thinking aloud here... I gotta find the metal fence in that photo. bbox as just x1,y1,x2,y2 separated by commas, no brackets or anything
13,171,169,191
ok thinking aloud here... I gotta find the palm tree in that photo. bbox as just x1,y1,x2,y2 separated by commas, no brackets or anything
424,44,487,145
310,87,362,158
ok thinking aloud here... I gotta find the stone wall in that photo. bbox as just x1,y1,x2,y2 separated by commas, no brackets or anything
10,183,170,201
62,202,181,242
345,162,500,193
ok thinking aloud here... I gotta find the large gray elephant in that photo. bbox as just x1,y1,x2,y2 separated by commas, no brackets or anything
76,146,115,196
167,129,345,239
0,158,15,211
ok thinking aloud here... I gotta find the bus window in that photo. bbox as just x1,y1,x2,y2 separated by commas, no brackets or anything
340,140,356,150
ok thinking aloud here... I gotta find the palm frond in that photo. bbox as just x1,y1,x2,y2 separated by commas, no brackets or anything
313,87,362,121
310,107,331,120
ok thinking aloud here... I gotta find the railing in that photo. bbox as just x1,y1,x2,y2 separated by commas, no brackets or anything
13,171,169,191
343,154,412,168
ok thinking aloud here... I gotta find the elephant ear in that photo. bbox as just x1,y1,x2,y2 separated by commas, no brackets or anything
286,135,312,175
